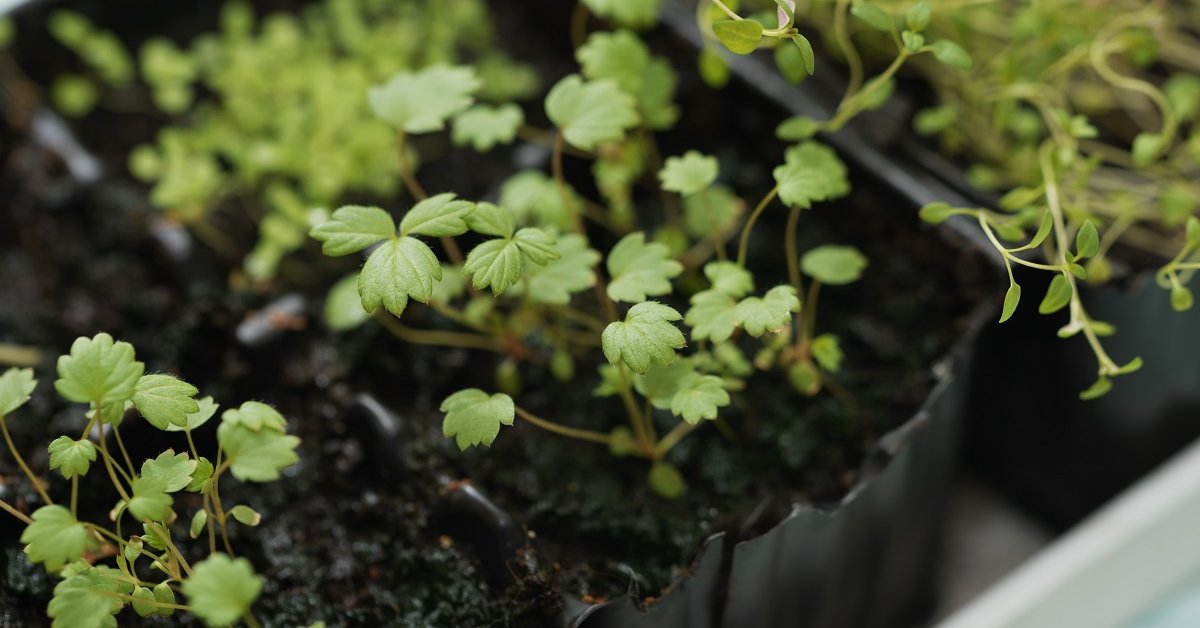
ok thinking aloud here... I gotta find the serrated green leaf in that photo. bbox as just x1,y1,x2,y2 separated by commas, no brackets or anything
670,374,729,424
582,0,662,28
1075,221,1099,259
368,65,480,134
464,239,522,295
183,554,263,627
190,510,208,539
523,233,600,305
399,193,475,238
140,450,197,493
801,245,868,285
187,457,213,493
132,374,199,430
229,505,261,527
217,407,298,483
128,476,173,521
602,302,686,373
930,40,972,70
577,30,679,129
47,436,96,479
359,236,442,317
686,290,739,343
309,205,395,256
1038,274,1073,314
465,202,515,239
22,505,92,570
452,104,523,152
810,334,843,373
773,141,850,208
514,228,560,264
606,232,683,303
164,396,217,433
47,566,125,628
647,462,685,499
440,389,515,450
705,261,755,297
735,285,800,336
713,19,763,55
545,75,639,150
324,275,370,332
850,4,893,31
0,367,36,415
55,333,144,409
659,151,718,195
1000,282,1022,323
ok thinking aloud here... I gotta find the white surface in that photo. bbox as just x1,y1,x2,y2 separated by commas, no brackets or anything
937,436,1200,628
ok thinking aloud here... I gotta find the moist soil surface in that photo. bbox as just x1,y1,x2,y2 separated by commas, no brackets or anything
0,0,999,625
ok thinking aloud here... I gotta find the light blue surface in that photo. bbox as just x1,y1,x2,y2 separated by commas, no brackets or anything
1125,570,1200,628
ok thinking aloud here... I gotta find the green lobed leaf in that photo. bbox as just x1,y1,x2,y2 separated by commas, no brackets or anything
399,193,475,238
0,367,36,415
440,389,515,450
685,290,739,343
221,401,286,432
735,285,800,336
47,566,126,628
183,554,264,627
21,505,92,571
309,205,395,256
670,374,730,424
131,374,199,430
217,404,299,482
187,457,214,493
582,0,662,28
930,40,972,70
647,462,685,499
684,184,742,239
705,261,755,297
772,141,850,208
659,151,718,195
463,239,522,295
165,395,218,433
359,236,442,317
452,104,524,152
140,449,198,493
55,333,144,409
1000,282,1022,323
47,436,97,479
602,302,686,374
499,170,577,230
801,245,868,285
577,30,679,129
606,232,683,303
712,19,763,55
464,202,515,239
545,75,639,150
1038,274,1073,315
368,65,481,134
523,233,600,305
128,476,173,522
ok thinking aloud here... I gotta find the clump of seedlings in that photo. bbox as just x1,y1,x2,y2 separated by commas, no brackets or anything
0,335,300,627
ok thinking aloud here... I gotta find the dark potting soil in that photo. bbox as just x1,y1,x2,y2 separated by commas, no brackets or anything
0,2,1000,626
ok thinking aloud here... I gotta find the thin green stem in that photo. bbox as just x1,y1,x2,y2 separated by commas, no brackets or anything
514,407,612,446
0,414,52,505
826,48,911,132
374,311,506,354
654,422,699,458
616,366,654,449
98,435,133,503
737,186,779,266
112,425,138,479
785,205,804,297
553,132,586,234
709,0,741,21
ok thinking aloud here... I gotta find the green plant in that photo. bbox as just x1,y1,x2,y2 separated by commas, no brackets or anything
0,335,300,627
734,0,1200,397
311,20,869,496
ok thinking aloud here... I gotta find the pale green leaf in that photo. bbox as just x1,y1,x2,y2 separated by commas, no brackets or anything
399,193,474,238
217,406,299,482
602,301,686,373
577,30,679,129
368,65,480,133
463,239,523,295
647,462,685,499
1075,221,1099,259
22,505,92,571
131,374,199,430
582,0,662,28
324,275,370,332
440,388,515,450
309,205,395,256
221,401,286,432
229,505,261,527
801,245,868,285
452,104,524,152
1000,282,1021,323
523,233,600,305
47,436,96,479
190,510,208,539
187,457,214,493
670,374,729,424
685,290,739,343
545,75,639,150
0,367,36,415
499,170,577,229
132,586,156,617
47,566,125,628
359,236,442,317
464,202,515,239
659,151,718,195
684,184,742,239
772,141,850,208
810,334,843,373
851,4,894,31
1039,274,1073,315
930,40,972,70
704,261,754,297
165,396,218,433
713,19,763,55
606,232,683,303
140,449,198,493
128,476,173,521
735,285,800,336
54,333,144,409
776,116,821,141
183,554,263,627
